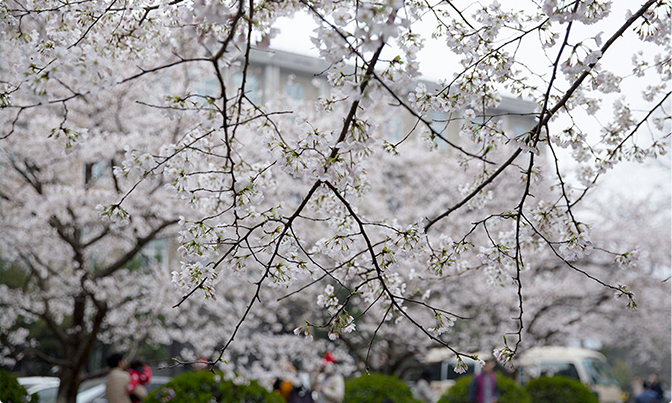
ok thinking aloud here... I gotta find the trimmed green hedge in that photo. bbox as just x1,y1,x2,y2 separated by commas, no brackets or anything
525,376,598,403
438,374,529,403
143,370,284,403
344,373,421,403
0,370,39,403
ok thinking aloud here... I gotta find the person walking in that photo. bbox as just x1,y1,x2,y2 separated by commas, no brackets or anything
635,381,662,403
313,353,344,403
630,376,644,403
646,373,665,401
105,353,132,403
412,369,438,403
105,353,148,403
468,359,498,403
126,359,151,403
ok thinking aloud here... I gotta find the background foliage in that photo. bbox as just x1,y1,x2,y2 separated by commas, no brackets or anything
438,374,529,403
524,376,599,403
344,373,420,403
0,369,39,403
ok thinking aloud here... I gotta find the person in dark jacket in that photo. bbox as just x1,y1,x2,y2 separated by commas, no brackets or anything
646,373,665,401
468,359,498,403
635,381,662,403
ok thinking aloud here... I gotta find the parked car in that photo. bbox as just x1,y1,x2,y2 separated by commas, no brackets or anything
517,346,625,403
420,349,491,395
17,375,172,403
18,376,60,403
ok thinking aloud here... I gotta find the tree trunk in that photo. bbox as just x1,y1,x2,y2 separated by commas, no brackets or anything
55,297,108,403
56,366,82,403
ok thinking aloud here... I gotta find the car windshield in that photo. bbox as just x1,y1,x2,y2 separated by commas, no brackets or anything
443,361,475,380
537,362,580,381
35,386,59,403
423,361,475,382
582,358,619,386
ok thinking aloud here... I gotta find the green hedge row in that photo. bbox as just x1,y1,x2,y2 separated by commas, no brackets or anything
151,371,422,403
439,374,598,403
143,370,284,403
0,368,598,403
344,372,421,403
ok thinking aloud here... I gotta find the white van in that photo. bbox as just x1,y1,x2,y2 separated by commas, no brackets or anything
517,346,625,403
422,349,487,395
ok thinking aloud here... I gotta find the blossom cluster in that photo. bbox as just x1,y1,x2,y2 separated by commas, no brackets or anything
316,285,356,340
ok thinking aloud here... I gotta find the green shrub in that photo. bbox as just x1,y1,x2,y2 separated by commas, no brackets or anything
525,376,598,403
438,374,529,403
437,375,471,403
344,373,421,403
0,370,39,403
143,370,284,403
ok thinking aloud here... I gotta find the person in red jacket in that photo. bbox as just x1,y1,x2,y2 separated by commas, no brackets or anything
468,359,498,403
126,360,152,403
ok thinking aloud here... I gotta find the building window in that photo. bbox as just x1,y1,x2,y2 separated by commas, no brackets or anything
383,107,404,140
284,75,305,101
232,73,261,104
192,76,218,98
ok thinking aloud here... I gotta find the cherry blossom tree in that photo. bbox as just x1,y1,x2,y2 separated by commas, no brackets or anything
576,184,671,375
1,0,670,402
0,49,185,401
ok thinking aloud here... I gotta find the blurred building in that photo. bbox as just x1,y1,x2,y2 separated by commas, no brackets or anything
211,48,537,149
